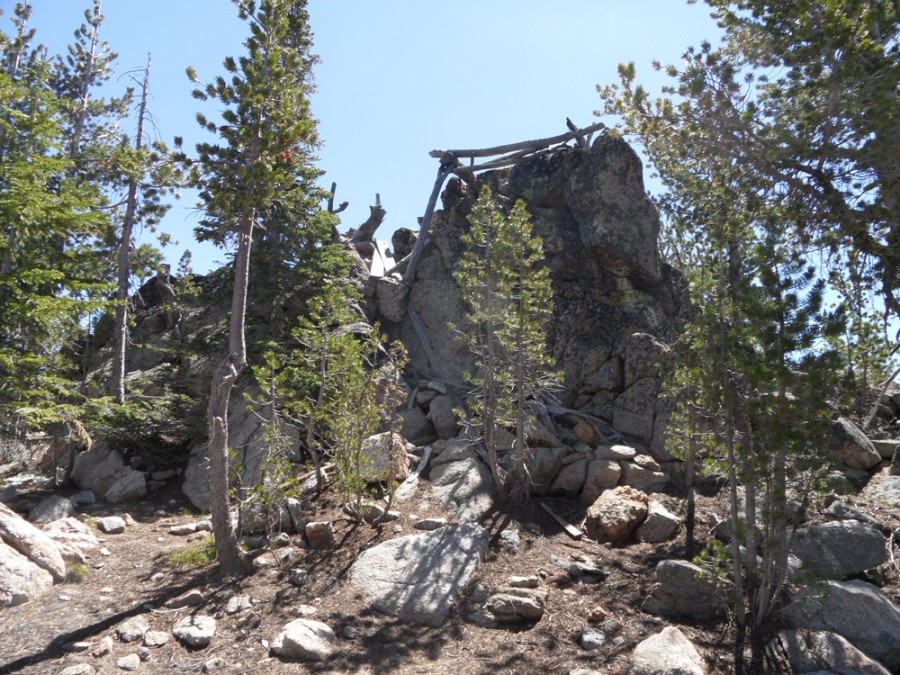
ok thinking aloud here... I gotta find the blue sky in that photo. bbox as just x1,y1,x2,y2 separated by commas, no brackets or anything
14,1,721,274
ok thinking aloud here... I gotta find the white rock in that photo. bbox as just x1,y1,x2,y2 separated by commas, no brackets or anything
0,540,54,607
628,626,705,675
271,618,337,661
173,614,216,648
0,502,68,581
116,653,141,671
97,516,126,534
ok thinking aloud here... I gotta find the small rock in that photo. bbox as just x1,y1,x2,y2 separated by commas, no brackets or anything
92,635,113,656
292,604,318,617
498,528,520,550
63,641,91,652
289,569,308,587
136,647,150,661
97,517,127,534
580,626,606,651
589,605,609,622
271,618,337,661
636,501,681,543
225,594,253,615
164,589,204,609
202,657,225,673
413,517,449,531
485,588,546,622
252,555,277,571
168,523,197,536
508,575,540,589
304,521,334,549
70,491,96,505
117,615,149,643
628,626,705,675
99,547,111,556
150,572,164,583
58,665,96,675
116,653,140,671
172,614,216,648
143,631,169,647
342,625,361,639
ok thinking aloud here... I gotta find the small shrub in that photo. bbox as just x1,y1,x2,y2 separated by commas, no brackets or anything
64,562,91,583
165,536,217,567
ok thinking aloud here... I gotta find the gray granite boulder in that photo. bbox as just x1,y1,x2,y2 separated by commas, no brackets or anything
772,629,890,675
830,417,881,470
641,560,727,621
627,626,705,675
783,580,900,671
350,522,489,626
790,520,887,579
0,502,67,582
27,495,75,524
0,540,54,607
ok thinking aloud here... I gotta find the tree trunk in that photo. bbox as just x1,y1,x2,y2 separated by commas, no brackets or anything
207,211,254,576
111,57,150,404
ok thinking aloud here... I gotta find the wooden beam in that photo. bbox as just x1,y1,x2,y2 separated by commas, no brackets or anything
429,120,606,159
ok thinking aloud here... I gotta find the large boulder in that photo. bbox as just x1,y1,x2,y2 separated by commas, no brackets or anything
0,540,54,607
830,417,881,470
584,485,649,542
70,441,145,503
0,502,67,582
642,560,728,622
790,520,887,579
350,522,489,626
783,580,900,671
772,630,890,675
358,431,410,483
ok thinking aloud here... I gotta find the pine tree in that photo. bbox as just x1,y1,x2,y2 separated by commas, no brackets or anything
0,4,108,430
188,0,333,575
455,187,558,501
598,39,847,671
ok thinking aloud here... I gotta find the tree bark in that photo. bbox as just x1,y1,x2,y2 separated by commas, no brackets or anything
111,57,150,405
207,209,255,576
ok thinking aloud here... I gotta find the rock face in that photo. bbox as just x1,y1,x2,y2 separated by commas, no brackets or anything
783,580,900,671
350,522,489,626
378,134,686,454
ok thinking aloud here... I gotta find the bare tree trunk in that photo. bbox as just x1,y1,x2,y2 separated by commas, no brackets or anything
207,210,254,576
111,57,150,404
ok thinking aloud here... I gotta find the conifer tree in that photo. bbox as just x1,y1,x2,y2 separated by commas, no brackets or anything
598,33,848,671
0,4,108,429
188,0,332,574
455,188,558,501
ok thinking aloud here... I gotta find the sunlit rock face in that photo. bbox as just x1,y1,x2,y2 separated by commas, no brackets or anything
383,131,688,457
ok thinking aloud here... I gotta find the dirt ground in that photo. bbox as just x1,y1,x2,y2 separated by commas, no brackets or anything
0,475,897,675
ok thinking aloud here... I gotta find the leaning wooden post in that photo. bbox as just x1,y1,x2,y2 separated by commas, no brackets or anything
403,152,458,285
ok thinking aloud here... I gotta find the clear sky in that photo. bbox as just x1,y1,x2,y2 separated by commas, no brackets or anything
13,1,722,274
